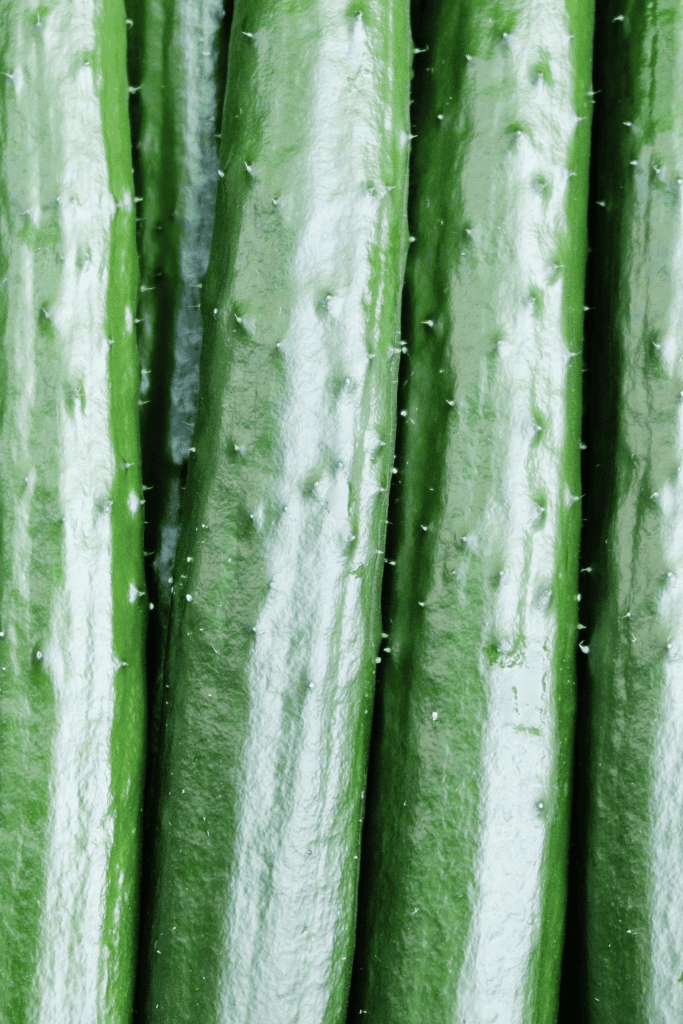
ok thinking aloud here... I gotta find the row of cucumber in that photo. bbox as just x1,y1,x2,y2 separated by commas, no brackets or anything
0,0,681,1020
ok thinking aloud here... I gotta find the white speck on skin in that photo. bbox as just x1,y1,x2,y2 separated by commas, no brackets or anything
432,711,438,721
36,651,43,660
186,594,193,602
127,491,142,515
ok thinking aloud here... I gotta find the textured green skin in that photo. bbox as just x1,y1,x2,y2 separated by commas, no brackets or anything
579,2,683,1020
140,1,412,1022
347,2,593,1022
0,1,146,1022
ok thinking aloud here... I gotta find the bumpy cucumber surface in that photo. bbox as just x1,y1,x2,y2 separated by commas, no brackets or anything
579,2,683,1020
348,2,593,1022
140,1,412,1021
0,1,146,1021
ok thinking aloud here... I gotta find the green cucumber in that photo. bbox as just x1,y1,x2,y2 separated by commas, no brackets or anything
577,1,683,1019
347,1,593,1021
139,0,412,1020
0,1,146,1022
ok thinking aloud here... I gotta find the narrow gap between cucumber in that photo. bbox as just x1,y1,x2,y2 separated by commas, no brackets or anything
130,1,234,1016
557,6,606,1019
345,0,426,1017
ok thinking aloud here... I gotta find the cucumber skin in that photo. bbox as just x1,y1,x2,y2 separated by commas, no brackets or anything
140,1,412,1021
0,1,146,1022
580,2,683,1020
347,2,593,1022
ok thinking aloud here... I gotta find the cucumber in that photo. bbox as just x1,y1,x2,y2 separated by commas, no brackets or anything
576,1,683,1019
139,0,412,1020
0,1,146,1022
347,2,594,1021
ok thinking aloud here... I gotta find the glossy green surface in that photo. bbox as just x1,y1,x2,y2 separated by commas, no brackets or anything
348,2,593,1021
0,1,146,1021
580,2,683,1020
140,0,412,1021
